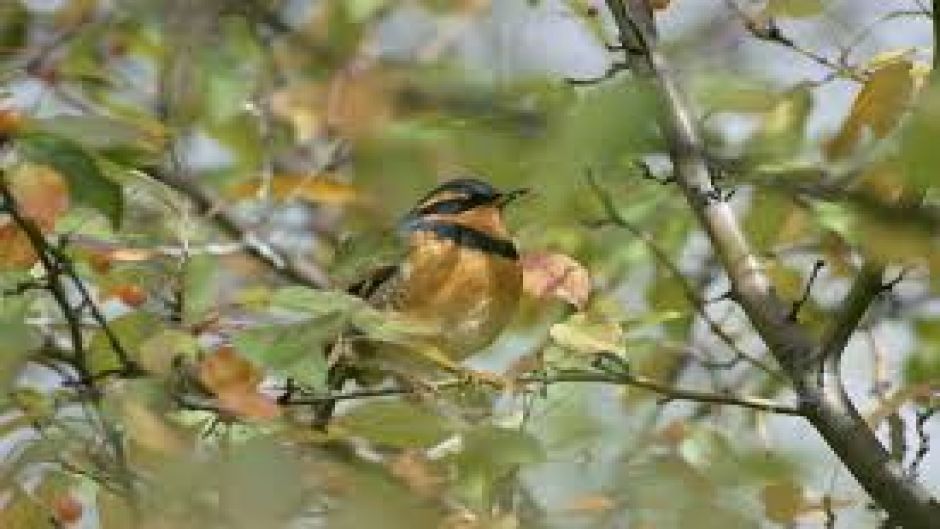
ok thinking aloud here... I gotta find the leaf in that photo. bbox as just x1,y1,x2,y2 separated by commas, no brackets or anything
452,426,544,510
0,225,37,270
826,57,915,159
15,132,123,228
549,313,623,355
678,426,734,473
0,488,55,529
521,251,591,308
228,175,362,205
122,399,189,455
198,346,281,420
182,254,220,326
0,164,70,270
900,85,940,191
337,400,451,448
138,329,200,375
767,0,824,18
5,164,70,229
564,494,617,513
88,311,162,376
761,480,805,523
232,319,339,388
387,449,445,498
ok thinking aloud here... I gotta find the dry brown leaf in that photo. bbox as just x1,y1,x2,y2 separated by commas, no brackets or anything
521,251,591,309
826,57,914,159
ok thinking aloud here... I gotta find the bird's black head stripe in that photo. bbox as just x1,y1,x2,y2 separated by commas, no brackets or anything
416,194,495,216
405,219,518,259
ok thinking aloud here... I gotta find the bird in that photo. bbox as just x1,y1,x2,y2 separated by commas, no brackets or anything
312,177,527,428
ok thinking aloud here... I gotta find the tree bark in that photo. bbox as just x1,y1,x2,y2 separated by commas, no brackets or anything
603,1,940,526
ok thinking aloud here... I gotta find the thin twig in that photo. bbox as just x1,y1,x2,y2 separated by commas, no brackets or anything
263,367,801,416
587,171,785,379
144,168,331,289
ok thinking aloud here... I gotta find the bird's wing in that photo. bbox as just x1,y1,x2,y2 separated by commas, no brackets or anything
329,228,407,295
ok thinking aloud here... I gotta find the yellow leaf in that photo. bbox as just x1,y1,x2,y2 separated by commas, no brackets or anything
761,480,805,523
228,175,361,206
549,313,623,355
768,0,824,18
122,400,189,455
826,57,915,159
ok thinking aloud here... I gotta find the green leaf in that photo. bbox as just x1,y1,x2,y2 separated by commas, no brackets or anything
232,319,340,387
337,400,452,448
768,0,824,18
88,311,162,375
270,286,365,316
452,426,544,510
905,320,940,384
182,254,220,326
138,329,200,375
15,132,123,228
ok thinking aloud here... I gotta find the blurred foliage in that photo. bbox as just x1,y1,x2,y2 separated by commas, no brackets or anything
0,0,938,528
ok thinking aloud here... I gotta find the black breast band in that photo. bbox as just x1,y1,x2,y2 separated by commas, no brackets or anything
405,219,518,259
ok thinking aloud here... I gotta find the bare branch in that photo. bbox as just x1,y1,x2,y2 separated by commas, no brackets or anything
144,168,331,289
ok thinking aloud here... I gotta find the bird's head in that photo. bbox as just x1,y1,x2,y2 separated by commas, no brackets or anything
400,178,527,239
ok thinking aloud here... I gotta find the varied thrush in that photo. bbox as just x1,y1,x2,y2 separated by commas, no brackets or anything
313,177,527,427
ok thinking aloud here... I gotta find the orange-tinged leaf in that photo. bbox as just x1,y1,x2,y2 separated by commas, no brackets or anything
102,283,148,307
6,164,70,230
228,175,361,206
51,494,82,525
521,252,591,309
0,108,25,135
0,224,38,269
199,346,262,393
826,58,915,158
198,346,281,420
388,449,445,498
217,388,282,420
564,494,617,513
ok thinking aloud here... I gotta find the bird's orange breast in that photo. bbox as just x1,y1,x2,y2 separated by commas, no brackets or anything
395,230,521,359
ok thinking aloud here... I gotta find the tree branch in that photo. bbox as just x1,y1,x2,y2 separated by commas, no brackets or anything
258,367,800,416
603,2,940,526
144,168,331,289
586,172,784,378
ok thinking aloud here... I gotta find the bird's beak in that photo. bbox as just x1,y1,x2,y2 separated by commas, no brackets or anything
495,188,529,208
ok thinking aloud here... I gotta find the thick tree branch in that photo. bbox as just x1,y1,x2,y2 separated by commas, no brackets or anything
145,168,331,289
603,2,940,526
